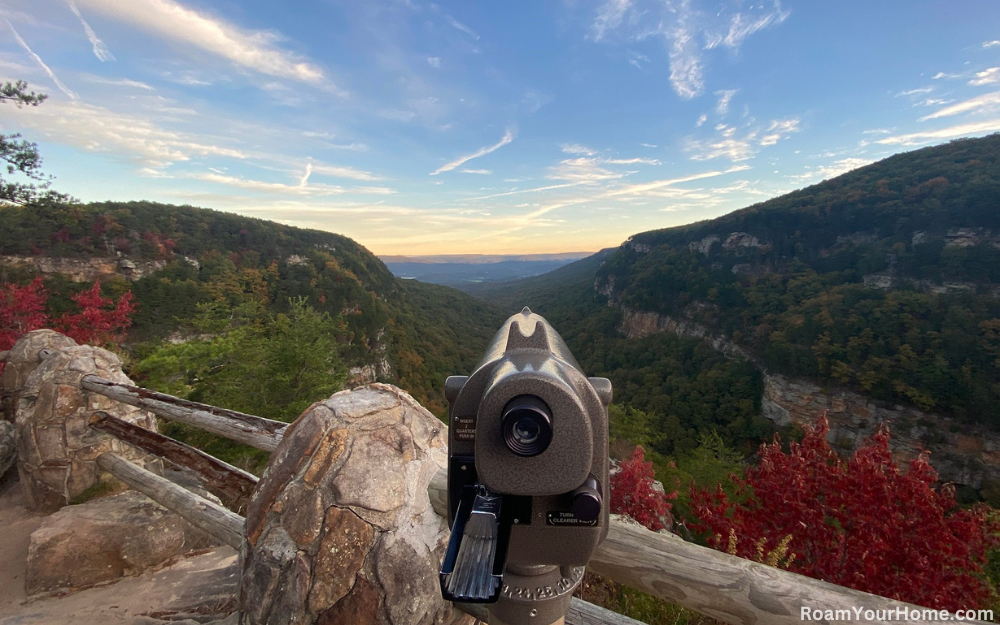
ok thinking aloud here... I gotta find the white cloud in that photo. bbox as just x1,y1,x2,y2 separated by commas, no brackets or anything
588,0,788,100
6,20,77,100
444,14,479,40
5,99,246,166
561,143,597,156
933,71,963,80
792,157,873,183
689,116,799,161
75,0,335,91
602,157,660,165
695,113,707,127
67,0,115,62
970,67,1000,87
80,75,154,90
878,119,1000,146
547,158,623,183
715,89,738,115
310,163,380,181
591,0,631,41
896,86,934,97
461,168,492,174
704,2,790,50
427,56,441,68
920,91,1000,121
431,128,515,175
984,40,1000,49
640,142,657,148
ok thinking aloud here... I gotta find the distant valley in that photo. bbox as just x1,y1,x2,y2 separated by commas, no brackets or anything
381,252,592,289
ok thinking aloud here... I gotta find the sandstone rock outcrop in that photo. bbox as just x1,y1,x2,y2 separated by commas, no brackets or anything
2,330,78,422
762,373,1000,488
15,344,158,511
25,490,220,596
0,421,14,479
0,255,166,283
238,383,472,625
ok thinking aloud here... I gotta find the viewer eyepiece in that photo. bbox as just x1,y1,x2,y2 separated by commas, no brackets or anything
501,395,552,457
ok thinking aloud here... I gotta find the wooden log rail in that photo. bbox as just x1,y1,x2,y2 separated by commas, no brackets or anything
428,469,988,625
89,411,258,512
81,374,286,452
97,452,244,549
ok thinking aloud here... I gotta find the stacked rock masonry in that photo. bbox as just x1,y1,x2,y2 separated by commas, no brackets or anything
239,384,473,625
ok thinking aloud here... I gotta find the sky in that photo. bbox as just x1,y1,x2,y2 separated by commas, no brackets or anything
1,1,999,256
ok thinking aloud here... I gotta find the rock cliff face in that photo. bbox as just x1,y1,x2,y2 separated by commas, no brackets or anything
763,374,1000,489
619,308,758,365
0,255,166,282
617,305,1000,489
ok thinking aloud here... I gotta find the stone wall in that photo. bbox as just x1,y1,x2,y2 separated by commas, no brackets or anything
2,330,78,422
15,344,159,511
239,384,472,625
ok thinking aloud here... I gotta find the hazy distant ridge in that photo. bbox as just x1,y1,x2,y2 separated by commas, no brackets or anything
379,252,593,264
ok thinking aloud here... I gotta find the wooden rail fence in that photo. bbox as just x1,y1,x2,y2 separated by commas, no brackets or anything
1,348,989,625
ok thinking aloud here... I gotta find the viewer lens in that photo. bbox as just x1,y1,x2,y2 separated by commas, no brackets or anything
501,395,552,457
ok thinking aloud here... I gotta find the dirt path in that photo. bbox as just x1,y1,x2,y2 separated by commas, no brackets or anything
0,470,44,614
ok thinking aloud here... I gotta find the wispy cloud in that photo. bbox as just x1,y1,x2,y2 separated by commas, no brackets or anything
919,91,1000,121
970,67,1000,87
427,56,441,68
547,158,623,183
76,0,336,92
6,20,78,100
587,0,788,100
444,13,479,40
5,98,245,166
984,40,1000,49
878,119,1000,146
896,86,934,97
688,116,800,161
80,75,154,90
431,128,515,175
67,0,114,62
561,143,597,156
715,89,737,115
792,157,873,183
310,163,380,181
461,168,492,175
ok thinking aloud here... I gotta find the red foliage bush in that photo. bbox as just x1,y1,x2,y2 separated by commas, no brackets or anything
690,414,999,611
610,446,675,532
54,280,136,345
0,279,136,374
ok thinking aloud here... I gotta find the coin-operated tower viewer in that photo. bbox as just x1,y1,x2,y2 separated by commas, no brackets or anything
440,307,612,625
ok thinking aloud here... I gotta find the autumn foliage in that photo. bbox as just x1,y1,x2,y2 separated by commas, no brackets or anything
610,446,676,532
0,278,136,372
690,415,999,611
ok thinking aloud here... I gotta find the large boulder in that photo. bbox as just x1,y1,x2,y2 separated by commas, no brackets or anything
1,330,78,422
0,420,14,479
25,490,221,596
239,384,472,625
15,344,158,512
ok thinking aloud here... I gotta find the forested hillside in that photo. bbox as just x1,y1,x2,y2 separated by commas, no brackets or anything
0,200,503,418
599,134,1000,428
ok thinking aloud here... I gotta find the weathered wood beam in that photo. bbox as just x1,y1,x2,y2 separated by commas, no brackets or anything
82,375,285,452
90,411,258,513
429,468,983,625
97,452,245,549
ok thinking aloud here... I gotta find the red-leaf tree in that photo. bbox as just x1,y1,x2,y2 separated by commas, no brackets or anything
690,414,999,611
1,279,136,375
611,446,676,532
55,280,136,345
0,277,49,351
